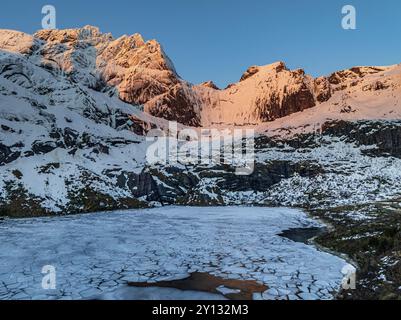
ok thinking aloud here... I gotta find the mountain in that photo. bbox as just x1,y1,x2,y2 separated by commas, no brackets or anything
1,26,401,216
2,26,400,129
0,26,202,127
198,63,401,127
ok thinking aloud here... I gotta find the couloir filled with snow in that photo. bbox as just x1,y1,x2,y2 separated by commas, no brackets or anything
0,207,347,300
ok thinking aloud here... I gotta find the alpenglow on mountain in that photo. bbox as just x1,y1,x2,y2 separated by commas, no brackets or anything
1,25,401,215
2,26,400,128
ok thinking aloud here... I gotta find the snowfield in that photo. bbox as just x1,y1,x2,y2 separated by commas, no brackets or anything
0,207,347,300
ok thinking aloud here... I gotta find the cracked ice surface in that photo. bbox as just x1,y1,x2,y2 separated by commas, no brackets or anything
0,207,347,300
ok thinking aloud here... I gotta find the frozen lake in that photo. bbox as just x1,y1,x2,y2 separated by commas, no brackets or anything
0,207,347,300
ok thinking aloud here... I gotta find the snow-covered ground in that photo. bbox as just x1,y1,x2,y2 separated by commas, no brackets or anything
0,207,347,300
1,26,401,213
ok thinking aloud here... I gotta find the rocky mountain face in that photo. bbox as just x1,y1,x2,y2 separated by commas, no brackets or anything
198,63,401,126
0,26,201,127
196,62,320,126
35,26,179,103
1,26,401,216
3,26,400,128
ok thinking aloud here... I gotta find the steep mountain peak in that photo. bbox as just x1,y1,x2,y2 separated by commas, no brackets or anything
12,27,178,105
132,33,145,47
199,61,318,126
76,25,103,39
199,80,220,90
240,61,289,82
327,65,390,86
34,25,111,44
240,66,260,82
260,61,288,72
0,29,38,54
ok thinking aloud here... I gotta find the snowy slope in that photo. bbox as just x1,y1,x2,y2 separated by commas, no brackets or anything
1,26,401,215
0,41,162,213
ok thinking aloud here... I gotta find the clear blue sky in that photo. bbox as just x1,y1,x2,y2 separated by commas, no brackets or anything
1,0,400,88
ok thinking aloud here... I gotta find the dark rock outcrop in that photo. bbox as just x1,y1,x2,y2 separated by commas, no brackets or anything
0,143,20,165
146,84,201,127
322,120,401,157
31,140,58,155
115,170,160,201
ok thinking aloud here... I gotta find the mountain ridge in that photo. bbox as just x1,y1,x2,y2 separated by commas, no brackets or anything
1,26,400,129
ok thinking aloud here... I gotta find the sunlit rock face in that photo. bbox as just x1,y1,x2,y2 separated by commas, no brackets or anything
1,26,192,125
2,26,400,127
195,62,318,125
196,62,401,126
34,26,180,104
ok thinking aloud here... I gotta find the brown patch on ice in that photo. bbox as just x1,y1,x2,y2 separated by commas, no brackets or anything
128,272,268,300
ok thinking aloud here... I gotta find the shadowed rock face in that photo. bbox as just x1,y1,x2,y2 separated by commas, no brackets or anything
145,84,202,127
256,81,316,122
314,77,332,103
0,143,20,165
199,81,220,90
322,120,401,158
133,160,324,206
115,170,160,201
